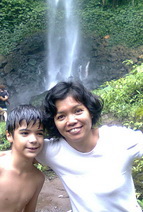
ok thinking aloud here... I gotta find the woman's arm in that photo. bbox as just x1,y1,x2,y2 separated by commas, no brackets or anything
0,150,11,157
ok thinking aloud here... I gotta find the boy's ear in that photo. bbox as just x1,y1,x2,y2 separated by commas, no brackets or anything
6,130,13,143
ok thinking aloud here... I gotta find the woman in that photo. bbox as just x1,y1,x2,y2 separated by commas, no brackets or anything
37,81,143,212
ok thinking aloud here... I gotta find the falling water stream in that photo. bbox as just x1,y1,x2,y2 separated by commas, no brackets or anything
45,0,81,89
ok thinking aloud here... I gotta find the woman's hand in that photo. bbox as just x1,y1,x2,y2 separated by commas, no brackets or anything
0,150,11,157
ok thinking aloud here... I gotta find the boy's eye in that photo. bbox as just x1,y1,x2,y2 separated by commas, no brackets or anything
37,132,44,136
20,132,28,135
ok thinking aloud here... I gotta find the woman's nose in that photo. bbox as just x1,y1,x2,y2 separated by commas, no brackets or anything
67,114,77,125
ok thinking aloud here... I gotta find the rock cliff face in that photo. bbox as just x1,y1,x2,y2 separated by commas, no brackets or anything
0,32,47,109
0,32,143,109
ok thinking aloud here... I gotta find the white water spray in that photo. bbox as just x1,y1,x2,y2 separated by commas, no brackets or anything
46,0,79,89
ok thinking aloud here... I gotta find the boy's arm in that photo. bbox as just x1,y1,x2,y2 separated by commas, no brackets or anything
23,172,45,212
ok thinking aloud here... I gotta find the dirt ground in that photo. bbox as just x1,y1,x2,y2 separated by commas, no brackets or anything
36,170,72,212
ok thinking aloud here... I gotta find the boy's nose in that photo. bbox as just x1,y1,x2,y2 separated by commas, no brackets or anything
29,134,37,143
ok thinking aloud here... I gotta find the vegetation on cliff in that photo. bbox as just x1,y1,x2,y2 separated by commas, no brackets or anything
95,62,143,131
0,0,143,54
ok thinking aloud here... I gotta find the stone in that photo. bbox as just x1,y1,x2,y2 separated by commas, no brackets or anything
0,55,7,68
3,63,14,74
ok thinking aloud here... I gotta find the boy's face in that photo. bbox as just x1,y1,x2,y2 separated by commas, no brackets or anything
6,120,44,159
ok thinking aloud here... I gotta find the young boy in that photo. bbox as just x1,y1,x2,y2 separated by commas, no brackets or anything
0,104,45,212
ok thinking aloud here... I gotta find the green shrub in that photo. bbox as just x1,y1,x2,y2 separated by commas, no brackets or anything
132,158,143,200
0,122,11,150
0,0,47,30
80,5,143,47
0,0,48,54
94,63,143,131
1,1,143,54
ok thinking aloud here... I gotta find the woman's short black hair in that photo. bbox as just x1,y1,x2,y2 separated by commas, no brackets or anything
6,104,45,134
44,81,104,139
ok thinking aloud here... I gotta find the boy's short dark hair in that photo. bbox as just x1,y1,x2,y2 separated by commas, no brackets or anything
6,104,45,134
44,81,104,139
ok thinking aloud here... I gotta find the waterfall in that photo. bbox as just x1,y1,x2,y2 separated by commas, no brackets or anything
46,0,79,89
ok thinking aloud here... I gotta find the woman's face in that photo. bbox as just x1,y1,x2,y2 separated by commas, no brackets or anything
54,96,93,148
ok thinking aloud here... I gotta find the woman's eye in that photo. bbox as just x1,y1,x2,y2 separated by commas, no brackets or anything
57,114,65,120
75,108,83,114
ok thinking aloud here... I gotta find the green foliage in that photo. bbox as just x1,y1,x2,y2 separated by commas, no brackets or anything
0,122,11,150
80,5,143,47
0,122,6,135
1,0,31,29
138,199,143,209
0,0,48,54
132,157,143,200
35,163,48,172
78,0,141,8
0,0,47,30
1,0,143,54
94,63,143,131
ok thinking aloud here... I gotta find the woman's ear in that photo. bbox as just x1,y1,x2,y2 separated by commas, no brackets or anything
6,130,13,143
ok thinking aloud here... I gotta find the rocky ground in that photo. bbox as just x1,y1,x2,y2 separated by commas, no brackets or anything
36,170,72,212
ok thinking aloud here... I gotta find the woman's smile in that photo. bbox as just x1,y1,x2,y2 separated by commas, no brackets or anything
67,126,83,134
54,96,94,150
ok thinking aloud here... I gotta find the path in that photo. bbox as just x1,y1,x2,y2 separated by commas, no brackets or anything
36,171,72,212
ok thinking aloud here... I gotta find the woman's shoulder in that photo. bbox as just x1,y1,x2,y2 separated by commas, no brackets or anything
99,125,143,148
99,125,140,134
